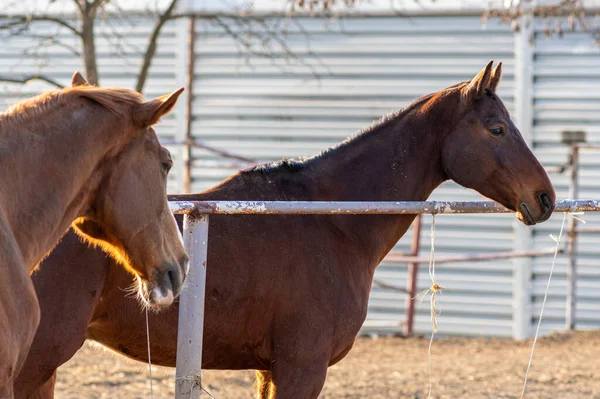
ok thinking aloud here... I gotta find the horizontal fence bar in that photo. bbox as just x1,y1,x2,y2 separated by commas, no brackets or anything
169,199,600,216
383,247,563,265
576,227,600,234
545,166,567,174
575,144,600,150
372,279,407,293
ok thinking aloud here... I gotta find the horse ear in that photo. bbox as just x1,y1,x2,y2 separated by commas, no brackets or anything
134,87,184,128
488,62,502,92
71,71,89,87
462,60,494,103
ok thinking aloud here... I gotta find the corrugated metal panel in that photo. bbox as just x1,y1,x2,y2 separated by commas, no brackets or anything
1,12,598,338
0,18,184,193
189,15,517,337
532,19,600,333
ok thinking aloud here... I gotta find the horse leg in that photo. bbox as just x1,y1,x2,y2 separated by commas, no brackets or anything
0,230,40,398
27,372,56,399
255,370,273,399
269,359,328,399
14,232,109,399
0,384,13,399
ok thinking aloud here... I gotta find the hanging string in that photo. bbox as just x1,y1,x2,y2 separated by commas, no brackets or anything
520,212,569,399
414,214,442,399
175,375,216,399
146,307,154,399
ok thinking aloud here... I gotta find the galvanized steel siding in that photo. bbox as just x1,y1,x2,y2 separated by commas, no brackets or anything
0,13,598,338
532,20,600,335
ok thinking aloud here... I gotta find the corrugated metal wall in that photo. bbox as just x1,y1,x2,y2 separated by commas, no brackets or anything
531,18,600,335
0,12,598,338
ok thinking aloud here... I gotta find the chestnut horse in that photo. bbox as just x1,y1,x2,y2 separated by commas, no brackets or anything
0,73,188,398
18,62,554,399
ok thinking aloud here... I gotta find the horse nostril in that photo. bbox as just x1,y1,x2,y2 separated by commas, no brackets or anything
537,192,553,212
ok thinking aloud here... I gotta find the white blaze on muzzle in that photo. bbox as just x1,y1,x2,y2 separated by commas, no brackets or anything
150,286,174,306
137,275,175,307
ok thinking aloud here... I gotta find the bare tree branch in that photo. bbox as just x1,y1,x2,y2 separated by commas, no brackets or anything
285,0,358,14
92,0,109,7
73,0,85,15
77,0,104,84
136,0,179,93
373,278,408,293
23,33,82,57
97,8,142,65
484,0,598,42
161,138,260,164
0,74,64,88
88,0,111,16
0,14,82,36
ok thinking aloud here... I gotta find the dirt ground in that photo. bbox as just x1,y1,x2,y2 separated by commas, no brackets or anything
54,330,600,399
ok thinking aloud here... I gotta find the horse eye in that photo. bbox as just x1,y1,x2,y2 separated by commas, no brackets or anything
161,160,173,172
489,126,504,137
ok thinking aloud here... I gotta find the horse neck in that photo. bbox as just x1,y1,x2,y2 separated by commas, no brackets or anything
316,122,444,201
195,94,456,272
302,98,451,267
313,93,453,197
0,102,122,268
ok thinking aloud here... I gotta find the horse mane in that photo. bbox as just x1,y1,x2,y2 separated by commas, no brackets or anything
64,86,145,116
246,158,309,174
242,86,463,177
0,86,145,129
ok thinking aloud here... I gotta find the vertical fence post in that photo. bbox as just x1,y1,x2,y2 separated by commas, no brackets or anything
403,215,422,336
512,12,535,339
566,145,579,330
175,214,209,399
182,16,196,194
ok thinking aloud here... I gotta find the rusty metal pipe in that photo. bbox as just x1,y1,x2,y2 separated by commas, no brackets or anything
386,247,563,265
169,199,600,216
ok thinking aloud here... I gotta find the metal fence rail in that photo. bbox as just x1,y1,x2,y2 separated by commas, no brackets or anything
170,199,600,398
169,199,600,216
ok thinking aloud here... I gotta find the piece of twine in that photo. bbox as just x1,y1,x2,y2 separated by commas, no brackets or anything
414,214,443,399
145,307,154,399
175,375,215,399
520,211,576,398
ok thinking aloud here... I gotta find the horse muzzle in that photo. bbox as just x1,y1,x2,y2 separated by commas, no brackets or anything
140,256,188,307
517,191,555,226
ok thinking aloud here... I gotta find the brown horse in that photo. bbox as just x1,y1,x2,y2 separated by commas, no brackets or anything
17,62,554,399
0,73,189,398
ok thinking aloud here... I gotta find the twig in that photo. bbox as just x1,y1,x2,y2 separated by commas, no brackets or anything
372,279,408,293
0,14,82,36
136,0,179,92
0,74,64,88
